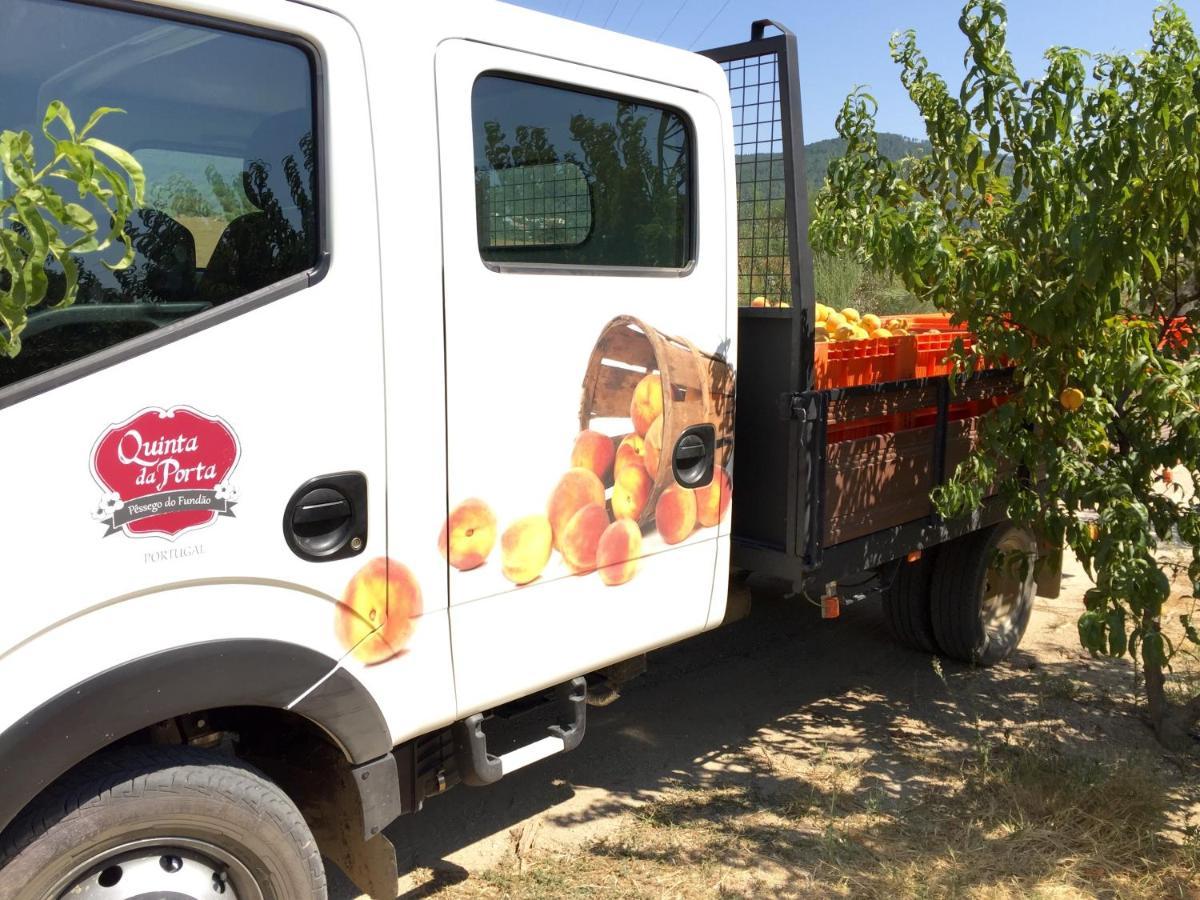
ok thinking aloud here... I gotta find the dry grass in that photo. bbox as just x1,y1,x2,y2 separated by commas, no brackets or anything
406,731,1198,899
384,555,1200,900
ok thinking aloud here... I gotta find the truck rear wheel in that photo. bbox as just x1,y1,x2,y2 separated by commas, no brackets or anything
930,523,1037,665
0,746,325,900
881,549,938,653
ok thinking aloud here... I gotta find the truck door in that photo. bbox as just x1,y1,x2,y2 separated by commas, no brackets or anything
0,0,453,755
435,40,734,713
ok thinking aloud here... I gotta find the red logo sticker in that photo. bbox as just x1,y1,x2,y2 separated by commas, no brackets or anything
91,406,241,541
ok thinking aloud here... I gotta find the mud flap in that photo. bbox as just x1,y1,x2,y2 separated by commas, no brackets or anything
294,752,402,899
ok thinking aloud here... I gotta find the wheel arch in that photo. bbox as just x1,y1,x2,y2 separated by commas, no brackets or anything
0,638,392,838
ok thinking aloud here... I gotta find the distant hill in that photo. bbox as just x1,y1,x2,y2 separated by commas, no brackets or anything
804,133,932,194
735,132,931,205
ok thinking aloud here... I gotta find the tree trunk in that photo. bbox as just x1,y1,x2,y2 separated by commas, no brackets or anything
1142,609,1197,750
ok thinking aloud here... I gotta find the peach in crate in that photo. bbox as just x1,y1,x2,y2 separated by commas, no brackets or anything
611,463,652,521
630,372,664,437
643,415,664,478
614,433,646,476
570,429,616,483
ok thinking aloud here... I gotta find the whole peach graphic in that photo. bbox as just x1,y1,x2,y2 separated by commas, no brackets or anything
571,430,616,483
500,515,553,585
614,433,646,476
547,468,605,550
655,484,697,545
630,372,663,436
696,467,732,528
560,502,610,573
334,558,422,665
438,498,497,571
611,462,652,521
596,519,642,586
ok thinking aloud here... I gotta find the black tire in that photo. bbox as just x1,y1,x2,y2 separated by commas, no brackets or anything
0,745,325,900
929,522,1037,665
881,548,939,653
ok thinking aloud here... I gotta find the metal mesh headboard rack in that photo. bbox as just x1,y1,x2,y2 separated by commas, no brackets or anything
702,22,819,562
701,20,816,394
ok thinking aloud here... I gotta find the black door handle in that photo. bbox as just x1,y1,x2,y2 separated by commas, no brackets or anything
672,425,716,488
292,491,352,527
283,472,368,562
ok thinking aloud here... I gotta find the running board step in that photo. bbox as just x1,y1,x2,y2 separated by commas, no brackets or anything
454,677,587,786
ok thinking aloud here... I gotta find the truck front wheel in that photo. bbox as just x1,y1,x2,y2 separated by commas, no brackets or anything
929,523,1037,666
0,746,325,900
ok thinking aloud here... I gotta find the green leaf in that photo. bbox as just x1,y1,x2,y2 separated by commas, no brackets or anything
1140,246,1161,280
82,137,145,206
77,106,124,140
2,102,143,352
41,100,76,141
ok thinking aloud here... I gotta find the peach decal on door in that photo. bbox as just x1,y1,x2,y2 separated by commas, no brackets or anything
439,316,735,592
90,406,240,541
335,557,423,664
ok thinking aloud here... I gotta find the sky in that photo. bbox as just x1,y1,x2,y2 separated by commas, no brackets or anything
502,0,1200,142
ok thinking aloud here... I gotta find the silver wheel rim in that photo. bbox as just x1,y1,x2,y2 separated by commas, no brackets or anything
55,837,261,900
980,531,1036,650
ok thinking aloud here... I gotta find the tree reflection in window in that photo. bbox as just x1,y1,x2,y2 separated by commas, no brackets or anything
474,76,692,269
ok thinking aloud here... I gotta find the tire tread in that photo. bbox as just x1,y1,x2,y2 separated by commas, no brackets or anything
0,745,324,898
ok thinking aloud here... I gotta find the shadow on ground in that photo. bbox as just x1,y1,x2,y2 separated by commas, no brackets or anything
326,575,1197,898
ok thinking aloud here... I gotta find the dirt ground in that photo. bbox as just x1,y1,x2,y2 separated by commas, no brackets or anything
329,546,1200,899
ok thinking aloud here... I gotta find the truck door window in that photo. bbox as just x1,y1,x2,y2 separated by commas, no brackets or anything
472,74,693,269
0,0,318,395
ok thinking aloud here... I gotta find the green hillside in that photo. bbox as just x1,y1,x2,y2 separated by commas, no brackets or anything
804,133,931,194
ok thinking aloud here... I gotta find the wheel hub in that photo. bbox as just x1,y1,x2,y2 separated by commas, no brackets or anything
981,533,1035,644
59,840,254,900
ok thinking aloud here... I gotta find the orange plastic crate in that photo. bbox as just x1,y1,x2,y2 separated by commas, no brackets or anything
814,334,917,389
914,332,977,379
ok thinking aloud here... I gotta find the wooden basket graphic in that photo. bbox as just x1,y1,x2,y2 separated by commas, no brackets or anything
579,316,734,527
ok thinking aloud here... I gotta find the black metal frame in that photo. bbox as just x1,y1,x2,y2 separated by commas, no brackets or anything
702,20,816,565
705,23,1006,589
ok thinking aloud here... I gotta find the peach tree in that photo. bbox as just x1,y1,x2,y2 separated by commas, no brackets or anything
810,0,1200,745
0,102,143,357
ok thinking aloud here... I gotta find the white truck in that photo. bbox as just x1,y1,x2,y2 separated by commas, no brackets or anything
0,1,1060,897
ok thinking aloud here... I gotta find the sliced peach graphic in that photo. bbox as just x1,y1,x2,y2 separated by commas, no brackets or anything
614,433,646,477
547,467,605,550
655,484,697,545
334,557,422,665
500,515,553,586
438,498,497,571
571,429,616,483
597,519,642,586
696,467,732,528
611,462,653,521
643,415,664,478
560,502,610,573
630,372,664,436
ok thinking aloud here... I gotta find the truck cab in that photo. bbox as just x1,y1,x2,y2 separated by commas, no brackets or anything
0,2,1049,897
